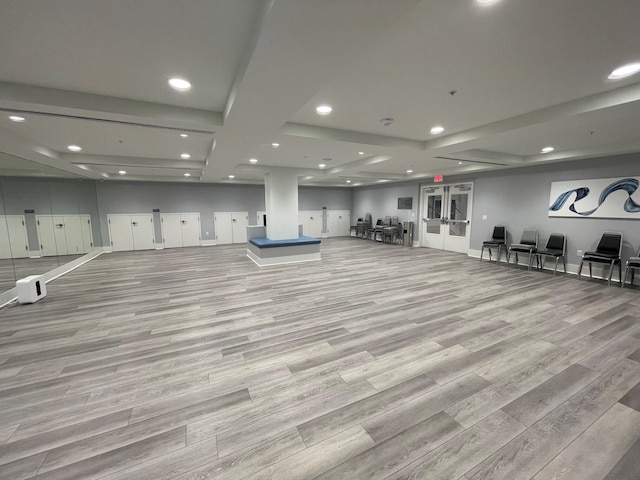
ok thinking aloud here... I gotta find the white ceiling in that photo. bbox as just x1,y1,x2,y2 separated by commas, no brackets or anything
1,0,639,187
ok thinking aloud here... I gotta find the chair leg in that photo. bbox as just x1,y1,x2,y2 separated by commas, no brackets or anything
618,261,621,286
589,262,592,278
607,260,614,286
562,256,567,274
554,257,559,275
578,260,584,280
621,266,628,288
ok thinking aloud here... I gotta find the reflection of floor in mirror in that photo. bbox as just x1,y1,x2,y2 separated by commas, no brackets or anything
0,255,83,293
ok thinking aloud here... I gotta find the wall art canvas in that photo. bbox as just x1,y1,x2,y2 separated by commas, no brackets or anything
548,177,640,219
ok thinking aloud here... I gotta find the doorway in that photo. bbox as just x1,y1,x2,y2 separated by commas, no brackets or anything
421,183,473,254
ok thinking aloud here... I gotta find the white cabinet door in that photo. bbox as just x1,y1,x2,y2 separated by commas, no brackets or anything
180,214,201,247
80,215,93,252
63,215,84,254
327,211,340,238
161,214,183,248
231,212,248,243
37,216,58,256
214,212,233,245
108,215,134,252
52,216,69,255
131,214,154,250
0,216,29,259
299,211,322,238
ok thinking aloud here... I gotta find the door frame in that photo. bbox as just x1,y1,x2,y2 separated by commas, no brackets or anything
420,182,474,254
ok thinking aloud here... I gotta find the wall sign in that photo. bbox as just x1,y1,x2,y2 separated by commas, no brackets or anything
548,177,640,219
398,197,413,209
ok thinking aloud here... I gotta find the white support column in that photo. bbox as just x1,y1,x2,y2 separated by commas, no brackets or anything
265,169,299,240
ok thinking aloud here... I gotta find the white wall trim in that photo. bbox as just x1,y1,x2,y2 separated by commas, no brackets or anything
200,240,217,247
0,247,108,308
246,248,321,267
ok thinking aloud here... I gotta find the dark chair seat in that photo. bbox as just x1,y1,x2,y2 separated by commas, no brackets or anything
622,253,640,288
507,227,538,270
535,233,567,275
481,226,507,263
578,232,622,286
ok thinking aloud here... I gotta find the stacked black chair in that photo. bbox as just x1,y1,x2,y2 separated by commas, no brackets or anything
507,227,538,270
535,233,567,275
621,248,640,288
382,216,400,243
578,232,623,286
369,218,382,240
480,226,507,262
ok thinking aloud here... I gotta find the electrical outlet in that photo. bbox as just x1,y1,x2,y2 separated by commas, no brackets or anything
577,249,583,257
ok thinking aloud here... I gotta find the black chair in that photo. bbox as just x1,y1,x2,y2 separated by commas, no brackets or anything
480,226,507,262
351,217,362,237
578,232,623,286
507,227,538,270
621,248,640,288
382,216,400,244
535,233,567,275
368,218,382,240
357,213,372,238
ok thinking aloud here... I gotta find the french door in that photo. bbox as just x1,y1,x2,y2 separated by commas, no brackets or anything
421,183,473,253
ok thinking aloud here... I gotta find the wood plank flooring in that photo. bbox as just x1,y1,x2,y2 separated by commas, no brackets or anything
1,238,640,479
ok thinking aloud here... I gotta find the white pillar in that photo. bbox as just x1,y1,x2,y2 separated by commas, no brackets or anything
265,169,299,240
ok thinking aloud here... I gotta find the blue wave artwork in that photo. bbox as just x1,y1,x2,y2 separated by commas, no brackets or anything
549,178,640,216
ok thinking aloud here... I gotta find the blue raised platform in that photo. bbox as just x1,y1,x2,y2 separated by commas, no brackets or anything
249,235,321,248
246,230,321,266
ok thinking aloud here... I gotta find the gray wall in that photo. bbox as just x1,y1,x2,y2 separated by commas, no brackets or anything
95,181,353,245
352,181,420,226
468,154,640,265
351,153,640,265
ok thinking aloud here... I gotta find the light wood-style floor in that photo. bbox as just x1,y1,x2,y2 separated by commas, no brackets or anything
1,238,640,480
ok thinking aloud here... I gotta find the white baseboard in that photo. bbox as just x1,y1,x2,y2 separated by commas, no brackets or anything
468,248,624,283
246,248,321,267
201,240,217,247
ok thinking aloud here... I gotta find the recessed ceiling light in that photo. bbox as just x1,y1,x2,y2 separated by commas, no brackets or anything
476,0,500,5
541,146,554,153
228,175,235,179
249,158,258,164
358,151,364,155
346,180,352,183
180,133,188,138
118,170,126,175
168,78,191,91
406,169,413,174
271,142,280,148
181,153,191,159
458,161,463,165
316,105,333,115
184,173,191,177
9,115,25,122
608,62,640,80
318,163,326,168
430,126,445,135
68,145,82,152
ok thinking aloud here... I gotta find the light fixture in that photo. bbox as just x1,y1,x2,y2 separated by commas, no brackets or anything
168,78,191,91
180,133,188,138
184,173,191,177
315,104,333,115
430,125,445,135
181,153,191,159
458,161,463,165
68,145,82,152
249,158,258,164
406,169,413,174
228,174,235,179
346,180,352,183
541,146,554,153
476,0,500,5
358,151,364,155
118,170,126,175
271,142,280,148
318,163,326,168
608,62,640,80
9,115,25,122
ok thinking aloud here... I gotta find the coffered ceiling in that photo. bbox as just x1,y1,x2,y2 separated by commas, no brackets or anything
1,0,639,187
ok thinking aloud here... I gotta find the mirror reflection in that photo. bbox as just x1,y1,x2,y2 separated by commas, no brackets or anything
0,153,102,293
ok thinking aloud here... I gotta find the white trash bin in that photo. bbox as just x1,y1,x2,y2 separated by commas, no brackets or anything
16,275,47,304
